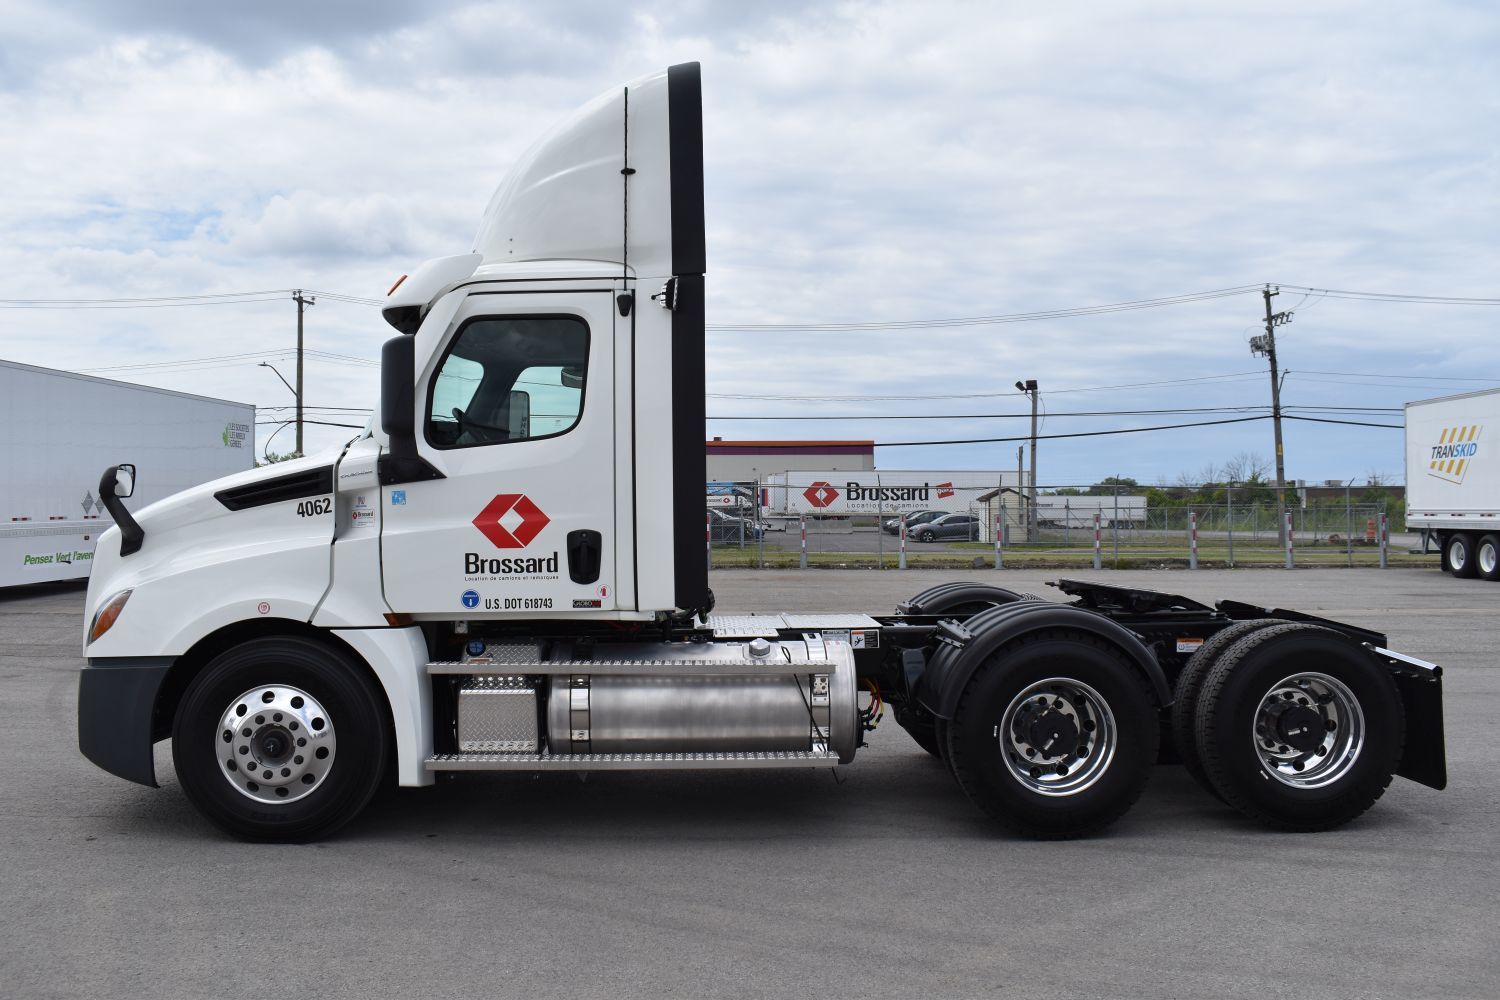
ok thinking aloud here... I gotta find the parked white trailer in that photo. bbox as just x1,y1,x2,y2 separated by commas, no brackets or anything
762,470,1020,518
1405,387,1500,579
0,360,255,587
1037,495,1148,528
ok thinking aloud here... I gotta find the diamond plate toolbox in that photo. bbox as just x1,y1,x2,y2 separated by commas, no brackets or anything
457,676,539,752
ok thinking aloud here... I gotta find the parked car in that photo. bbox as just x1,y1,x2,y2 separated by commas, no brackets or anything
707,507,765,542
882,509,943,534
911,512,978,542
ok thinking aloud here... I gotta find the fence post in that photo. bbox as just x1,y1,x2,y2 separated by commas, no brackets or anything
1189,510,1198,569
705,511,712,571
1346,485,1353,568
1065,497,1071,547
876,473,884,570
1093,512,1102,571
755,484,765,569
799,514,807,570
899,512,908,570
1284,510,1294,569
1226,487,1235,568
994,512,1004,569
1111,487,1120,567
1379,512,1389,569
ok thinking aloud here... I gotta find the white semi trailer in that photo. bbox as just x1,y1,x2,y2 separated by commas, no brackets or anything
78,64,1445,842
0,360,254,588
1406,388,1500,579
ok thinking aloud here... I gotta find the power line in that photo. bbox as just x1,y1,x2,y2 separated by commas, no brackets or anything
1283,415,1404,429
705,286,1262,332
707,406,1272,421
1276,285,1500,306
1293,369,1500,383
735,415,1273,449
0,288,383,309
707,371,1265,401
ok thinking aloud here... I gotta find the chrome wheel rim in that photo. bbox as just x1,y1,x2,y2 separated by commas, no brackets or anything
998,677,1116,796
1480,541,1497,576
1252,672,1363,789
217,685,336,804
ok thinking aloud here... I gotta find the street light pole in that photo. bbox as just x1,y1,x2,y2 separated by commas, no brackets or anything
1016,379,1039,542
258,362,298,460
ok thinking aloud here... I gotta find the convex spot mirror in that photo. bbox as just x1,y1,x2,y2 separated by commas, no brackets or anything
113,464,136,498
560,366,584,389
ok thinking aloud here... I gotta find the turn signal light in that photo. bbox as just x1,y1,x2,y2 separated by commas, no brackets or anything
88,589,133,644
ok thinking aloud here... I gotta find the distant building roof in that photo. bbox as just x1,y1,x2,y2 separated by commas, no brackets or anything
706,438,875,456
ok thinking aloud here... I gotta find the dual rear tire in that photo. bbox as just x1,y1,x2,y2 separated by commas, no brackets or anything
1443,532,1500,581
1180,623,1403,830
943,629,1158,838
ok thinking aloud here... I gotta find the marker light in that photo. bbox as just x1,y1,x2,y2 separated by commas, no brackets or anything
88,589,133,644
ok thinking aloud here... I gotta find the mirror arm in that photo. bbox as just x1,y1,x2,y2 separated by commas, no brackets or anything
97,465,145,556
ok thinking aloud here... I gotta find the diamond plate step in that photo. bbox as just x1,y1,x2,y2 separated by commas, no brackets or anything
425,748,840,772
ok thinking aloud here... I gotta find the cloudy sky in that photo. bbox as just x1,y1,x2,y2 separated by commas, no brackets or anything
2,0,1496,487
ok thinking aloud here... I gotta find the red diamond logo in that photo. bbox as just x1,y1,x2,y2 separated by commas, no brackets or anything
472,493,550,548
803,481,839,508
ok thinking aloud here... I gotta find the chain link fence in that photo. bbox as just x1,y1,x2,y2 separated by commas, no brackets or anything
705,482,1412,569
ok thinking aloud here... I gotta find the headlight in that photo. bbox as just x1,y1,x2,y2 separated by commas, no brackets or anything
88,589,133,644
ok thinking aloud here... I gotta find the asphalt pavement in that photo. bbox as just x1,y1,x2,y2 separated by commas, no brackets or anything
1,567,1495,999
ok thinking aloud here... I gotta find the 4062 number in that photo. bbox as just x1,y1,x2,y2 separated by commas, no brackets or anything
296,498,333,517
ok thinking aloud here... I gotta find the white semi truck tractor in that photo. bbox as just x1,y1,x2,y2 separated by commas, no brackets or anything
78,64,1447,840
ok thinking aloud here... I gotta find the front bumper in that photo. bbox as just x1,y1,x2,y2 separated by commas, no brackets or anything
78,657,174,787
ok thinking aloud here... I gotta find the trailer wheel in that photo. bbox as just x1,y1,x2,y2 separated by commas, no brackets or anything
1446,533,1478,578
1170,619,1287,800
1194,623,1403,831
1477,534,1500,582
172,636,389,841
946,629,1157,838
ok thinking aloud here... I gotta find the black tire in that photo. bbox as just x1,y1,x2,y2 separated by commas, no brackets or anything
917,529,936,543
1170,619,1287,800
1195,623,1403,831
1477,534,1500,582
946,629,1158,838
172,636,390,842
1446,533,1478,578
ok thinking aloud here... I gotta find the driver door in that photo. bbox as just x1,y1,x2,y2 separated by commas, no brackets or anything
380,287,617,616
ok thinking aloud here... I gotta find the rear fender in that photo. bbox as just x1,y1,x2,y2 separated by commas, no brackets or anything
916,601,1172,720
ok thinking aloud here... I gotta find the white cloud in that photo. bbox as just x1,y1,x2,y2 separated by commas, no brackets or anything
0,1,1494,477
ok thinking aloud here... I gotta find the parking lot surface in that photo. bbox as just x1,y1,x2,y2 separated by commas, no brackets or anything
1,568,1495,999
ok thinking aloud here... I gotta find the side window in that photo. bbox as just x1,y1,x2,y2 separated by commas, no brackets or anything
427,316,589,448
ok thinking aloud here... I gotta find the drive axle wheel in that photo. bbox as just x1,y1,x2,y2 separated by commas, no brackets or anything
945,629,1157,838
173,637,389,842
1170,619,1287,800
1195,623,1403,831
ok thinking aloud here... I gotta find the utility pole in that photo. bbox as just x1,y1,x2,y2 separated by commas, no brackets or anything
1252,285,1292,541
1015,379,1039,542
292,290,315,456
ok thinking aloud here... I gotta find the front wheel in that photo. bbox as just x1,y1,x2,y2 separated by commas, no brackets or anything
946,630,1158,838
173,636,389,841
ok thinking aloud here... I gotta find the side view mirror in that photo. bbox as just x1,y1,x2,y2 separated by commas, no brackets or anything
114,464,136,498
560,366,584,389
